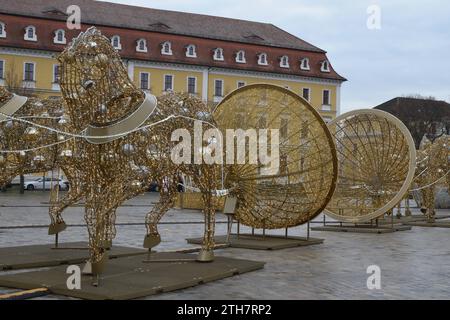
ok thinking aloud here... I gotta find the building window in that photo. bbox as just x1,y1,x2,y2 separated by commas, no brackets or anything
53,65,60,83
186,44,197,58
24,62,35,81
236,50,246,63
321,60,330,72
302,88,310,102
237,81,246,88
280,118,289,141
53,29,66,44
0,22,6,38
164,74,174,91
187,77,197,94
214,80,224,97
24,26,37,41
111,35,121,50
323,90,331,106
161,41,172,55
213,48,224,61
136,39,148,53
300,58,310,70
0,60,4,79
258,53,268,66
140,72,150,90
280,55,289,68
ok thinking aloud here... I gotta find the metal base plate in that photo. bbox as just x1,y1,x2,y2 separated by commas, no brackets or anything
187,234,324,250
0,253,265,300
311,225,412,234
0,242,147,271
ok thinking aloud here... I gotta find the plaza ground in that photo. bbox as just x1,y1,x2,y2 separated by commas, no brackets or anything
0,191,449,300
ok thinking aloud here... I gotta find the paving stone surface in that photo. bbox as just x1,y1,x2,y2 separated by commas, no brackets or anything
1,191,450,300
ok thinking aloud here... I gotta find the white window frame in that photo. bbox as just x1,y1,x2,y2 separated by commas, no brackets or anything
52,64,61,91
23,62,36,81
53,29,66,44
300,58,310,71
164,74,174,92
136,39,148,53
161,41,173,55
213,48,224,61
214,79,224,102
321,60,330,73
280,55,289,68
237,81,246,88
302,87,311,102
22,62,36,89
111,35,122,50
24,26,37,42
139,72,150,91
322,89,332,110
258,53,268,66
0,22,6,38
186,44,197,58
187,76,197,94
236,50,246,63
0,60,5,79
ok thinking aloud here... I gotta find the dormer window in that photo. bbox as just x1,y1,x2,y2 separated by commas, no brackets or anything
136,39,148,53
0,22,6,38
213,48,224,61
161,41,172,55
186,44,197,58
53,29,66,44
111,35,121,50
300,58,310,71
258,53,268,66
321,60,330,72
236,50,246,63
280,55,289,68
24,26,37,41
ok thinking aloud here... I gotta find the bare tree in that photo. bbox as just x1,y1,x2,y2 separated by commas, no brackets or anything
4,61,36,97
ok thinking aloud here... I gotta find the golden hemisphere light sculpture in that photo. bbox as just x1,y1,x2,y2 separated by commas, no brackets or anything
214,84,338,229
324,109,417,223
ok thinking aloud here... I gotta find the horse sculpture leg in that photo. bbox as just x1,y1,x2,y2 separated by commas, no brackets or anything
143,174,178,249
143,192,175,249
197,191,216,262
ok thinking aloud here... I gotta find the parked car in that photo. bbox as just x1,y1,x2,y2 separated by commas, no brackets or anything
24,177,69,191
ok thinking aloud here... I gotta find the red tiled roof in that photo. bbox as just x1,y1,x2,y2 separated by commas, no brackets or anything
0,0,346,82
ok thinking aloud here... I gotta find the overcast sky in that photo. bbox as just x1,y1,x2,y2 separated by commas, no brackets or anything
101,0,450,112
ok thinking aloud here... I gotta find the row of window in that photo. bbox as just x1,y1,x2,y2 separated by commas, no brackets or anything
0,59,331,107
0,22,331,72
138,71,331,106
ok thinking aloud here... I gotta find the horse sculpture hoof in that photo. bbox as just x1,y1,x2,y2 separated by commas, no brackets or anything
48,222,67,235
143,234,161,249
196,249,214,263
82,252,108,276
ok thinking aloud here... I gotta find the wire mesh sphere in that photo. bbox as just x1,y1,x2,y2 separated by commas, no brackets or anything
324,109,416,223
214,84,337,229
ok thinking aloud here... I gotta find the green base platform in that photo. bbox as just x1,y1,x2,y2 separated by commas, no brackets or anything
311,225,412,234
187,234,324,250
402,221,450,228
0,253,265,300
0,242,147,271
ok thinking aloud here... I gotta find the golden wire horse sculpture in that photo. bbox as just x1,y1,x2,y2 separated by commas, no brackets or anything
0,87,83,236
413,134,450,221
57,27,220,277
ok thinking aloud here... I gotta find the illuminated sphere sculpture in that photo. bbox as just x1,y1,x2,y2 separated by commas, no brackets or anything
324,109,417,223
214,84,338,229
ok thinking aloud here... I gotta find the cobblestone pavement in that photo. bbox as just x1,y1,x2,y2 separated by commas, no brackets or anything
0,191,449,300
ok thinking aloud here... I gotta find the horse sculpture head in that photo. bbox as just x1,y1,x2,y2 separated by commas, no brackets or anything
58,27,144,131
